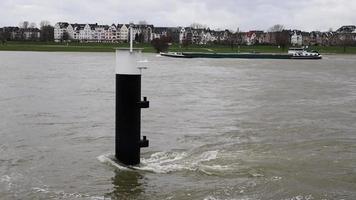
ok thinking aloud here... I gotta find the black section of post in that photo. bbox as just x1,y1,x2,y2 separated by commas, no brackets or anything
116,74,149,165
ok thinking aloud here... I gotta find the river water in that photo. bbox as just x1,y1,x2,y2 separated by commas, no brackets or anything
0,51,356,200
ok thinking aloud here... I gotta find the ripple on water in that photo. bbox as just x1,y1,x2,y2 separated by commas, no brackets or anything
1,174,107,200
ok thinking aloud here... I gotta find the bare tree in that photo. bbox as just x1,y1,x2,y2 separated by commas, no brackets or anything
0,29,11,43
227,30,242,50
30,32,38,41
231,31,244,50
339,33,353,53
190,23,207,29
181,38,191,48
19,21,29,29
40,20,51,28
275,30,290,51
267,24,289,49
61,32,69,42
268,24,285,32
40,21,54,42
0,32,4,45
138,20,148,25
29,22,37,28
151,36,172,53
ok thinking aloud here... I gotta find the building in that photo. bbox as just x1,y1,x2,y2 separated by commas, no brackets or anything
291,30,303,46
117,24,129,42
132,24,153,43
336,25,356,33
245,31,264,45
200,29,215,45
152,27,169,40
55,22,131,42
178,27,231,45
54,22,69,42
0,26,40,41
93,24,109,42
309,31,323,46
107,24,118,42
51,22,356,46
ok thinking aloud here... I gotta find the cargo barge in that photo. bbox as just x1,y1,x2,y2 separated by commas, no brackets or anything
160,48,322,59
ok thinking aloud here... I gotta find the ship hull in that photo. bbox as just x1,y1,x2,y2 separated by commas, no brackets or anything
160,52,322,59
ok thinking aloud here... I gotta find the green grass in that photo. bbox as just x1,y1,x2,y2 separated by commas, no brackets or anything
1,41,356,54
0,41,152,52
310,46,356,54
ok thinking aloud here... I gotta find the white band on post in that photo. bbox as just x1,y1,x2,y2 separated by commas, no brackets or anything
115,48,144,75
130,26,133,53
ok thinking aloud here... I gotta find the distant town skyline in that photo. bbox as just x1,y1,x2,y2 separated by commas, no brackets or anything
1,0,355,32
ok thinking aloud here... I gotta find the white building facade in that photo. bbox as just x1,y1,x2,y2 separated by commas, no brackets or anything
54,22,230,44
291,31,303,46
117,24,129,41
54,22,69,42
54,22,138,43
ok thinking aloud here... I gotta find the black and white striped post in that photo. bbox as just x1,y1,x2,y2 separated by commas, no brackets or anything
115,26,149,166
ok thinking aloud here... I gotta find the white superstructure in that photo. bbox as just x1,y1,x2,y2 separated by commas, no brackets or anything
288,47,321,58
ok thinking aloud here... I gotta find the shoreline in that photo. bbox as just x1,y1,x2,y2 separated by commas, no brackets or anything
1,42,356,54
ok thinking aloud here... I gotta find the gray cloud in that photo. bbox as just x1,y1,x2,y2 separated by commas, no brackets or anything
1,0,355,31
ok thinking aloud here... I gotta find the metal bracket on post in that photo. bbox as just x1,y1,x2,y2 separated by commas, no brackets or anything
137,66,147,74
138,97,149,108
139,136,149,148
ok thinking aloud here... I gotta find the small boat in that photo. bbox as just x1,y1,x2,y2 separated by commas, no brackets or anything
160,48,322,60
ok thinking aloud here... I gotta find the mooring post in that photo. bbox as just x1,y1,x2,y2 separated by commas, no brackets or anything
115,27,149,165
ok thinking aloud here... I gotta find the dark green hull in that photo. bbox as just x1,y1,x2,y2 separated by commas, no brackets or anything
160,52,322,59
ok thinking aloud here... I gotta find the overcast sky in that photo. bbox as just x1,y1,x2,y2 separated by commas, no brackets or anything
1,0,355,31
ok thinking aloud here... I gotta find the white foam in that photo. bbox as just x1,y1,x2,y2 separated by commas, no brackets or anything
0,145,6,153
0,175,13,189
287,195,313,200
0,175,11,182
204,196,247,200
98,150,231,174
90,197,109,200
135,151,188,173
142,151,187,164
199,164,231,171
32,187,50,193
136,163,188,173
137,59,149,63
271,176,282,181
97,154,132,171
32,186,108,200
204,196,219,200
194,150,219,163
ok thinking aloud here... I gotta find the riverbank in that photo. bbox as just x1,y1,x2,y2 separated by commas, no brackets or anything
1,41,356,54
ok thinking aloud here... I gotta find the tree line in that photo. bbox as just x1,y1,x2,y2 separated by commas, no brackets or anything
0,20,54,44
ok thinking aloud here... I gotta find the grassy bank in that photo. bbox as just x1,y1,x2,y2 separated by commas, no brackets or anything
1,41,356,54
0,41,142,52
